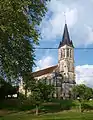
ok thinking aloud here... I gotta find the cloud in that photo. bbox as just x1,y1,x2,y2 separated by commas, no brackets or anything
34,0,93,88
35,56,55,71
39,0,93,46
75,65,93,88
85,26,93,45
40,0,78,41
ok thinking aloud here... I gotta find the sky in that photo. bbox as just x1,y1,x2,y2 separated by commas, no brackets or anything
34,0,93,88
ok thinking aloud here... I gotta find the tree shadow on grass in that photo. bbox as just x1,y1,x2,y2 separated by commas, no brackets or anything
27,99,75,115
40,99,74,114
0,99,75,116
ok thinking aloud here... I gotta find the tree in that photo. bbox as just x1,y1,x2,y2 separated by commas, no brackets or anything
37,78,55,101
29,78,54,115
72,84,93,100
23,73,36,97
0,0,49,83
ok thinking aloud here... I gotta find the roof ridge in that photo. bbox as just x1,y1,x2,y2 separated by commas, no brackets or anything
32,65,58,73
32,65,58,77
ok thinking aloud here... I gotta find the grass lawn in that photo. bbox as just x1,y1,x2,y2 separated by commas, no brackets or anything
1,99,93,120
0,111,93,120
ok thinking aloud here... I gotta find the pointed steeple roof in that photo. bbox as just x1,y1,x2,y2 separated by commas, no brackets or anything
58,24,74,48
62,24,71,45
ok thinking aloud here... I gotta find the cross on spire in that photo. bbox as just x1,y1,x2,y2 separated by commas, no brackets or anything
64,12,66,24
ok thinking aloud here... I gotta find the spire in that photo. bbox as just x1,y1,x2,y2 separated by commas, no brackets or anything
62,23,71,44
58,24,74,48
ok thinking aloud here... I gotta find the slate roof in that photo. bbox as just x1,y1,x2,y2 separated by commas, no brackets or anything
32,65,58,77
59,24,74,48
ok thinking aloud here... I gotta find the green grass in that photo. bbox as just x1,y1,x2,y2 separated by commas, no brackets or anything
0,99,93,120
0,111,93,120
0,99,76,112
0,99,74,112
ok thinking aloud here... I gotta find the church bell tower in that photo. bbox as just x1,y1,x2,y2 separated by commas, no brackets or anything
58,24,75,99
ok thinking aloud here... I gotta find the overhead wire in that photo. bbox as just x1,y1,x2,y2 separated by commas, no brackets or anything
34,47,93,50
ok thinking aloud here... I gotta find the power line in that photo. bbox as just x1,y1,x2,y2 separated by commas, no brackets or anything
34,47,57,49
34,47,93,50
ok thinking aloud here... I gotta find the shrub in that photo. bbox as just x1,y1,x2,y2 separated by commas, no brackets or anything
81,102,93,112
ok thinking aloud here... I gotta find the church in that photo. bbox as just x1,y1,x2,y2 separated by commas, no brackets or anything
19,23,76,99
32,23,76,99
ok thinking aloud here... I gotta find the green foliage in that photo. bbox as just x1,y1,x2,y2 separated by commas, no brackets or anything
18,93,26,100
81,103,93,112
28,78,54,115
72,84,93,100
0,99,75,113
0,0,49,82
37,79,54,101
79,100,93,112
22,74,36,97
29,78,54,104
40,99,74,113
1,97,93,114
0,99,35,111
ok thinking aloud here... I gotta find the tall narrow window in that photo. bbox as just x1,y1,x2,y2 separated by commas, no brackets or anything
70,49,72,58
63,49,65,58
68,62,70,71
67,48,69,57
61,50,62,58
